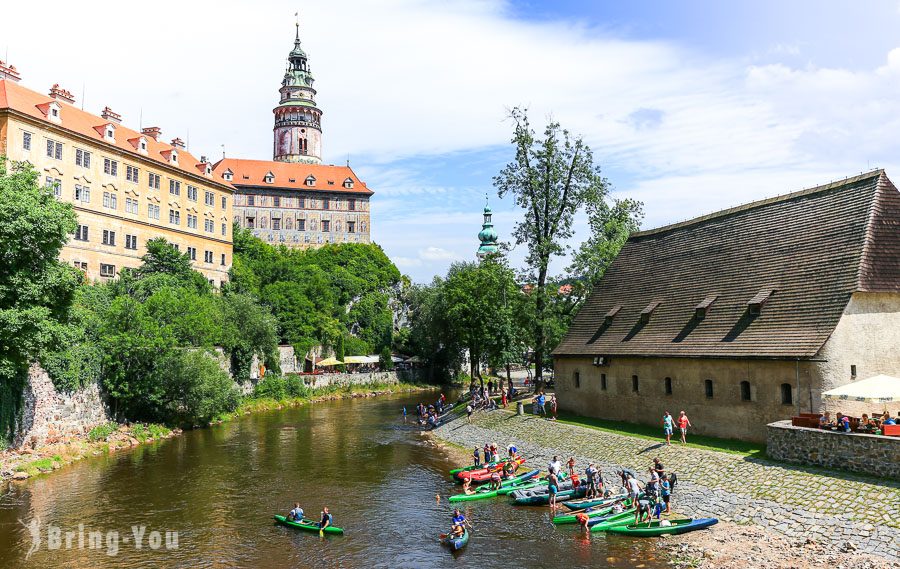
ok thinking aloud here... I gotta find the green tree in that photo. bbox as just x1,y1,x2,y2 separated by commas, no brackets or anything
494,108,610,390
569,197,643,297
0,161,80,443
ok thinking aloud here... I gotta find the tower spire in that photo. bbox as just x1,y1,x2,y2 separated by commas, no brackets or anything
272,21,323,164
476,196,500,259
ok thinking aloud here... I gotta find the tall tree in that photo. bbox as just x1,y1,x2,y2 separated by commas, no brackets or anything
569,197,643,297
494,108,609,389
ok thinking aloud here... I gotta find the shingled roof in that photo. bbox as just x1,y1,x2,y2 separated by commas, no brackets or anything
555,170,900,359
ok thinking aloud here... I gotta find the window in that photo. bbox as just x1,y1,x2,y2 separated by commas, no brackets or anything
74,225,89,241
148,173,161,189
322,220,330,232
704,379,714,398
187,214,198,229
285,218,293,230
204,250,213,263
273,196,281,207
343,178,354,189
573,371,580,389
22,132,31,150
323,198,330,210
299,197,305,208
305,175,315,186
600,374,607,391
265,173,274,183
664,377,673,395
103,158,118,176
125,198,139,214
348,199,356,211
272,218,281,230
205,219,214,233
169,210,180,225
102,230,116,246
246,217,255,229
740,381,751,401
187,186,198,201
76,148,91,167
221,196,226,209
851,364,857,378
103,191,118,210
99,264,116,278
47,139,63,160
186,246,197,261
780,383,793,405
169,180,181,196
75,185,91,203
298,219,306,231
347,221,355,233
172,244,179,251
221,253,226,266
74,261,88,271
45,177,62,198
148,204,160,220
126,165,139,183
632,375,639,393
248,195,255,207
221,223,226,236
125,234,138,250
204,191,214,206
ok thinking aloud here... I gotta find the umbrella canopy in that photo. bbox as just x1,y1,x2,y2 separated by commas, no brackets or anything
317,357,344,366
823,375,900,403
343,355,380,364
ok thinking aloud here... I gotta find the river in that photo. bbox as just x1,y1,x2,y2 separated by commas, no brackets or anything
0,392,669,568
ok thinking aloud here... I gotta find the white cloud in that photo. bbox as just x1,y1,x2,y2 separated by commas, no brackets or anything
419,247,460,261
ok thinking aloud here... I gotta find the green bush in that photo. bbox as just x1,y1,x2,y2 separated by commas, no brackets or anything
88,421,119,442
252,375,287,400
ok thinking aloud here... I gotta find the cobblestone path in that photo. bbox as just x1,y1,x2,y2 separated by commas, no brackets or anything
432,410,900,560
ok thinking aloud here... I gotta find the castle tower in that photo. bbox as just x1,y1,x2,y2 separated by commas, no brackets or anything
476,196,500,259
273,23,323,164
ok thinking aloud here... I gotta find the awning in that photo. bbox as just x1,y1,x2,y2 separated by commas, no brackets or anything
317,357,344,366
343,355,379,364
823,375,900,403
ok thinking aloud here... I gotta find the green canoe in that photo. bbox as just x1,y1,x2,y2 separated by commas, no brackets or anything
440,528,469,551
449,469,540,502
552,504,624,525
273,515,345,535
605,517,718,537
588,508,637,532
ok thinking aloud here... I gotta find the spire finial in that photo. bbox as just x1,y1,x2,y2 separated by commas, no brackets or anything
295,12,300,41
485,192,489,207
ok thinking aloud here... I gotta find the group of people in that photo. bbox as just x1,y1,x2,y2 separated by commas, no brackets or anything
662,410,692,445
533,391,558,420
819,410,899,434
407,394,449,429
286,503,334,530
621,457,677,525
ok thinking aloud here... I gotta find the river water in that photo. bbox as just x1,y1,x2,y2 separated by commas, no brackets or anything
0,392,668,568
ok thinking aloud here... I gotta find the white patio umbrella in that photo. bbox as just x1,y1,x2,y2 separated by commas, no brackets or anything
822,374,900,403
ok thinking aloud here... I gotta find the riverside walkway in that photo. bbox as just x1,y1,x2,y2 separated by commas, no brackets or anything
431,409,900,560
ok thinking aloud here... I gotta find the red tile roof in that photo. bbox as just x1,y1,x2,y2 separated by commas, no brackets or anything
0,78,227,189
211,158,373,196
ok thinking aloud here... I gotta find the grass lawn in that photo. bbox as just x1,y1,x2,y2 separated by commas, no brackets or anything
553,410,767,458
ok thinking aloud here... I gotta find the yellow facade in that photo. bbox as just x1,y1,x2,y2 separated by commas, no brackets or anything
0,111,233,286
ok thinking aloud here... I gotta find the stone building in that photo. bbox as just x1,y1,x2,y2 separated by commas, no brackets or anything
553,170,900,442
0,62,233,286
218,25,374,248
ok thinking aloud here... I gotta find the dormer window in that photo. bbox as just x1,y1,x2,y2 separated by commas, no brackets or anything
748,289,775,317
104,124,116,142
604,305,622,325
264,172,275,184
51,108,59,118
305,175,316,186
170,149,178,164
694,295,718,320
343,177,354,189
205,164,212,175
223,169,233,182
640,301,661,324
140,139,147,151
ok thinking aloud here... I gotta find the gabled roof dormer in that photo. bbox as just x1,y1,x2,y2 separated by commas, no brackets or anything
264,171,275,184
128,136,149,155
343,177,354,189
305,175,316,186
161,148,178,165
37,101,63,124
222,168,234,182
197,163,212,177
95,122,116,143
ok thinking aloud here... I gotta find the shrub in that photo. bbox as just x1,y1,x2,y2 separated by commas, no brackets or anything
88,421,119,442
252,375,287,400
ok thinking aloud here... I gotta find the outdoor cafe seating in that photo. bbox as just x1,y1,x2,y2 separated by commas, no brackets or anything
790,374,900,437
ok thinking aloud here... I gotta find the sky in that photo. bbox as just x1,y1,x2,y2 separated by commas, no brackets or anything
5,0,900,282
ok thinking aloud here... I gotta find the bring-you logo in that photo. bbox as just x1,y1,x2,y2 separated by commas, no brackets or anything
18,518,178,558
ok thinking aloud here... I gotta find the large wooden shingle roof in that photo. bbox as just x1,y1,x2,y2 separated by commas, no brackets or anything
555,170,900,359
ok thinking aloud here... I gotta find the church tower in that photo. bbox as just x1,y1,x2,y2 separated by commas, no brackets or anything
476,197,500,259
273,23,323,164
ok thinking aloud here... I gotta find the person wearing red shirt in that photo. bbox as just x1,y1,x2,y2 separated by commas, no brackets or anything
678,411,692,444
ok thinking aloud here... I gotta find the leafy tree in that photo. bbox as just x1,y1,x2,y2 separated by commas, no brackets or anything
379,345,394,371
569,197,643,297
0,161,79,443
219,292,279,383
494,108,611,389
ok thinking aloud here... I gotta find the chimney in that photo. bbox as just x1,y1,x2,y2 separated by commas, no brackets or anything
101,106,122,124
142,126,162,141
170,137,186,149
48,84,76,105
0,60,21,83
200,155,208,163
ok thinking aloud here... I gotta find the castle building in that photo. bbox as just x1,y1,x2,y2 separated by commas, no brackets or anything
554,171,900,442
219,25,373,248
0,61,233,286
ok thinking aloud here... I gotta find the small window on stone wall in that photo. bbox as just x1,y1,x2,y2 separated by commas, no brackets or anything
851,365,857,378
600,374,607,391
574,371,580,389
740,381,751,401
664,377,673,395
632,375,639,393
704,379,714,398
781,383,793,405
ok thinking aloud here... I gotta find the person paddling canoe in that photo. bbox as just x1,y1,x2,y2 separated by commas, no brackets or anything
319,507,333,531
452,508,472,531
288,502,304,522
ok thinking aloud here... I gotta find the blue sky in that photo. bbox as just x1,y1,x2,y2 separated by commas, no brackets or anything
6,0,900,281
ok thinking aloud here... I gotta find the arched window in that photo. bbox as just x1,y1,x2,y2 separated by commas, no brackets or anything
780,383,793,405
740,381,751,401
704,379,714,398
664,377,673,395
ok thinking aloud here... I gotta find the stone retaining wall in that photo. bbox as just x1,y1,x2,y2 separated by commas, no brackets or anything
13,364,110,450
299,369,419,389
767,420,900,479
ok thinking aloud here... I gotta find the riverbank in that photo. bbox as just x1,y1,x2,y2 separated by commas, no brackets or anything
429,408,900,565
1,380,438,483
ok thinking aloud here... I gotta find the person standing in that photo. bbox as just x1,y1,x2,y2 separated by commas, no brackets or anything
662,411,674,445
500,387,508,408
466,403,473,423
549,394,558,420
473,446,481,467
548,471,560,508
653,457,665,479
678,411,692,444
660,475,672,514
585,463,599,498
548,455,562,477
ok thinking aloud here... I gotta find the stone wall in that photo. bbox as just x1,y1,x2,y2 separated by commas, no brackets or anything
13,364,110,450
767,420,900,479
300,369,418,389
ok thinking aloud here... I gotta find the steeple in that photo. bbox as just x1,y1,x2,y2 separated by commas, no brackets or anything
476,194,500,259
273,20,323,164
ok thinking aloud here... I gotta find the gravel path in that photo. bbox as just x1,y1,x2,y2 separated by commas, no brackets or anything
431,408,900,562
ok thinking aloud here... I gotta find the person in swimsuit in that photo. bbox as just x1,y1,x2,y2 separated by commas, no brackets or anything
490,470,502,490
548,472,560,508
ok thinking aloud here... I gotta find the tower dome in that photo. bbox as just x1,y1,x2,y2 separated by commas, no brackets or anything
273,22,323,164
476,197,500,258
